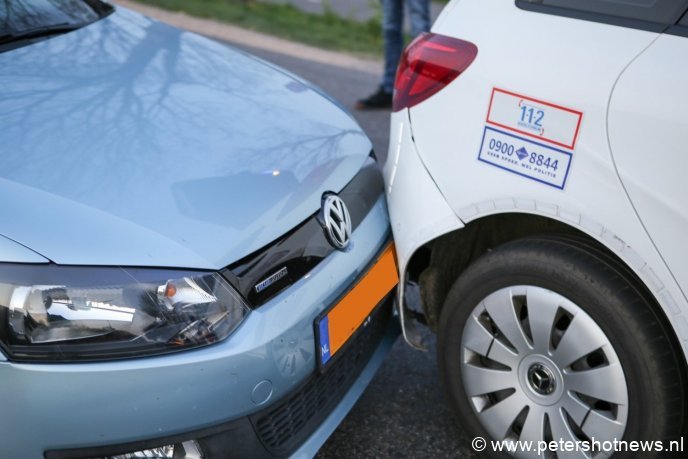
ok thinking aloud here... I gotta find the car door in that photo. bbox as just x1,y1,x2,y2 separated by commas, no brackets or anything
608,13,688,298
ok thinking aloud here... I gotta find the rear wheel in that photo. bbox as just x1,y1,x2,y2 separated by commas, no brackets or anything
438,236,686,458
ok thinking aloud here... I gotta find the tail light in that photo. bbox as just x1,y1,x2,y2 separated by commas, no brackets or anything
393,33,478,112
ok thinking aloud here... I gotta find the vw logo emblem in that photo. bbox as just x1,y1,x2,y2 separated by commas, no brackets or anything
320,193,352,250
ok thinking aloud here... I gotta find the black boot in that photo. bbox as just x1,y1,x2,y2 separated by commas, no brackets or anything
355,86,393,110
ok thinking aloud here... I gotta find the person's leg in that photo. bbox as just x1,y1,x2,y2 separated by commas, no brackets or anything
406,0,430,37
356,0,402,109
381,0,404,94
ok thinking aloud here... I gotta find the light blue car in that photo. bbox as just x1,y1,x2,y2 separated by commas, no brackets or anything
0,2,399,458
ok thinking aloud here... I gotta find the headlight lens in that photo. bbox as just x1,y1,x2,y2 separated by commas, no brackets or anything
0,264,249,361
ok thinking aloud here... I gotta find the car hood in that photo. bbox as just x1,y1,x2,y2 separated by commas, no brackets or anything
0,8,372,269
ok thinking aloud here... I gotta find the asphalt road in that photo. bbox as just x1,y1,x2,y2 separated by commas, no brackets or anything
225,43,479,458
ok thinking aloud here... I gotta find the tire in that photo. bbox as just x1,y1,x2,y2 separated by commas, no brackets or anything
438,235,686,458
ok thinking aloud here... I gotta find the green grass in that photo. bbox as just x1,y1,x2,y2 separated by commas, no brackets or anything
135,0,384,57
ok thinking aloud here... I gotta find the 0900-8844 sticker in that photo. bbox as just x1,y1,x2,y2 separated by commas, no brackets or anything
478,126,572,189
478,88,583,189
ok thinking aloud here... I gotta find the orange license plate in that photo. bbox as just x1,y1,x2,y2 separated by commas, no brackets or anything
316,244,399,368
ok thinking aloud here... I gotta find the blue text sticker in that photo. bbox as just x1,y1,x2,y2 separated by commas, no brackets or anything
478,126,572,189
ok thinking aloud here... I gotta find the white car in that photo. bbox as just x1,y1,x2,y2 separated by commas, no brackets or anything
384,0,688,456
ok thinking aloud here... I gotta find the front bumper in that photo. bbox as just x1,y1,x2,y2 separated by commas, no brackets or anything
47,294,397,459
0,196,396,459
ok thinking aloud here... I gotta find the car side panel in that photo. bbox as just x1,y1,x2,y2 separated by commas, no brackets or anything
383,111,463,279
414,0,657,231
608,34,688,300
383,110,463,346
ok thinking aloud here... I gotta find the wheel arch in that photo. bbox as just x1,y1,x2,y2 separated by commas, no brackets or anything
407,211,580,329
404,209,688,371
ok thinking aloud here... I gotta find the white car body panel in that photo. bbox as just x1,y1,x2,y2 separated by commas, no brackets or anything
384,0,688,355
383,110,463,345
383,111,463,277
609,34,688,299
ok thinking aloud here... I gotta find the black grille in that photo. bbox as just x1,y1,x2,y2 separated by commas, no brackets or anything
222,159,384,308
250,296,393,456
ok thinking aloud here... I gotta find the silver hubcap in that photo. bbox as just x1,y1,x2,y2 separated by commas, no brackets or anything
461,286,628,458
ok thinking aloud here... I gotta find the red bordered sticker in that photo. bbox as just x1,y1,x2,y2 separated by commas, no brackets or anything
486,88,583,150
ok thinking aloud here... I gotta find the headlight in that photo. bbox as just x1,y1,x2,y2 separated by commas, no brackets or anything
0,264,249,362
